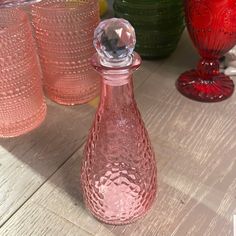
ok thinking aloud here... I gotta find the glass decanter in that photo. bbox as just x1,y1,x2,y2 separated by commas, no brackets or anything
81,18,157,225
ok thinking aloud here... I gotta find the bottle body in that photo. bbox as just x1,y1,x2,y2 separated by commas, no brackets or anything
114,0,184,58
81,55,157,224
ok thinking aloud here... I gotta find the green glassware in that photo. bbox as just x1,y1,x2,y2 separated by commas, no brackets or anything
113,0,185,59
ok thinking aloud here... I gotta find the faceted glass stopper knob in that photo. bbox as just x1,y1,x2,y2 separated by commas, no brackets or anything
93,18,136,67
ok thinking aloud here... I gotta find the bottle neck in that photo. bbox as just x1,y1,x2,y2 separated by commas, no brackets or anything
91,52,141,110
99,75,135,110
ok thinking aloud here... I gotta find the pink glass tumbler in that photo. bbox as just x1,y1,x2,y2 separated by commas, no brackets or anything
0,8,46,138
31,0,101,105
0,0,41,7
81,18,157,225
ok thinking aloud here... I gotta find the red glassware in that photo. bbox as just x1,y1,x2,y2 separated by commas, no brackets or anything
176,0,236,102
81,18,157,225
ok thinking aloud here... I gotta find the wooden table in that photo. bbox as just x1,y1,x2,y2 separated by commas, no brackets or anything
0,31,235,236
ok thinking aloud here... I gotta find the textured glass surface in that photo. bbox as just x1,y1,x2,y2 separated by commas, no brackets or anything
81,19,157,225
113,0,184,58
32,0,101,105
0,0,41,7
176,0,236,102
0,9,46,137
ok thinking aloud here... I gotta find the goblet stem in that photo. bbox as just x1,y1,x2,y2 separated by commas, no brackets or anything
197,58,220,81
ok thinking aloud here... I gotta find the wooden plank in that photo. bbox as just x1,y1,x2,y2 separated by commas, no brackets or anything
0,101,95,226
0,201,94,236
0,149,116,236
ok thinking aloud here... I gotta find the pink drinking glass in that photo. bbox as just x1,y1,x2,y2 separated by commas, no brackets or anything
0,0,41,7
31,0,101,105
81,18,157,225
0,8,46,138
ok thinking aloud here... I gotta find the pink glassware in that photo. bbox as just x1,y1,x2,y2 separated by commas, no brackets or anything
31,0,101,105
0,8,46,138
81,18,157,225
0,0,41,7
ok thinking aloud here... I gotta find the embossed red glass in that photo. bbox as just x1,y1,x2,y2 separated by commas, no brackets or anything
176,0,236,102
32,0,101,105
81,18,157,225
0,8,46,137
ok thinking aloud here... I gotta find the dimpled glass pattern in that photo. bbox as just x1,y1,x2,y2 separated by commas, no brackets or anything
32,0,101,105
176,0,236,102
0,0,41,7
81,18,157,225
0,9,46,138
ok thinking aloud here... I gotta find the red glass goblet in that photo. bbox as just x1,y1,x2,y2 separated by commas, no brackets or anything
176,0,236,102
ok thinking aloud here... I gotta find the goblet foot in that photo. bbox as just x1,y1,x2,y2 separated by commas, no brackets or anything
176,70,234,102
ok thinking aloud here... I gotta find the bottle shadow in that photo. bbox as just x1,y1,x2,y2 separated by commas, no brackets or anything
0,101,95,213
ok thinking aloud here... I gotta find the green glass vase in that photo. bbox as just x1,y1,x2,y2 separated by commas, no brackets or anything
113,0,185,59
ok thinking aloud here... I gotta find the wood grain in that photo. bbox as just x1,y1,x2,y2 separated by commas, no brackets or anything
0,200,94,236
0,31,235,236
0,101,95,226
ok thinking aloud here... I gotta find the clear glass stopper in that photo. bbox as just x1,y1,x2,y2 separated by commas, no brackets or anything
93,18,136,67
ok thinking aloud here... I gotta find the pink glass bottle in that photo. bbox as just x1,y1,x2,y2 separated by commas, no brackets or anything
0,8,46,137
81,18,157,225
